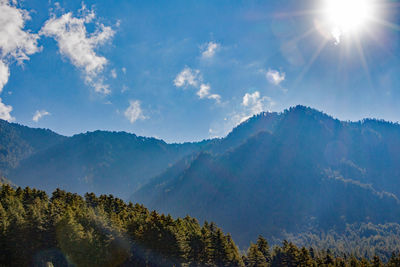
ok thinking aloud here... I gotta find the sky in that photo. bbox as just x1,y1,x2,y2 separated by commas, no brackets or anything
0,0,399,142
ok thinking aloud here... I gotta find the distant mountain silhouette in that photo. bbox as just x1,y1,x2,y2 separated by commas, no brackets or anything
0,120,66,173
133,106,400,246
7,130,207,199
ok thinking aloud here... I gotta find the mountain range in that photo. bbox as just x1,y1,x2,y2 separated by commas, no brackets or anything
2,105,400,246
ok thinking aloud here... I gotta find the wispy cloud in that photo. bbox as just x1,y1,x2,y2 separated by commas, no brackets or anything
111,69,117,79
0,0,41,121
266,69,285,85
121,85,128,93
201,42,220,58
40,4,115,94
174,67,221,103
207,94,221,103
124,100,146,124
32,110,50,122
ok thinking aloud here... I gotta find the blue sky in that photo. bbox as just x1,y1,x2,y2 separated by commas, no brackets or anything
0,0,399,142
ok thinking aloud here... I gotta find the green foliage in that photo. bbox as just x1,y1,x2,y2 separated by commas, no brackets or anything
2,185,400,267
0,185,244,267
135,106,400,248
283,223,400,262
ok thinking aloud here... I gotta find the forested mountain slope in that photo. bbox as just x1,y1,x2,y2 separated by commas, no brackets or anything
8,131,206,199
0,120,66,173
3,105,400,247
133,106,400,246
2,185,400,266
0,110,280,199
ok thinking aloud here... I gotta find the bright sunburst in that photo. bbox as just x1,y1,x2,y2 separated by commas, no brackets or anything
282,0,400,88
321,0,376,44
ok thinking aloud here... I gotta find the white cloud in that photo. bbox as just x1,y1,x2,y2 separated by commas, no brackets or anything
0,1,40,62
173,67,200,88
0,98,13,121
124,100,146,124
243,91,263,114
0,0,41,121
201,42,220,58
121,85,128,93
197,83,221,103
122,67,126,74
207,93,221,103
111,68,117,79
240,91,274,123
266,69,285,85
40,6,115,94
197,83,210,99
32,110,50,122
174,67,221,103
208,91,274,139
0,61,9,94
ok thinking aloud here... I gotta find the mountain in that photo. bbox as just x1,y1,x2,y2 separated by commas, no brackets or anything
133,106,400,246
3,105,400,247
203,111,281,154
0,113,278,199
0,120,213,199
8,130,207,199
0,120,66,174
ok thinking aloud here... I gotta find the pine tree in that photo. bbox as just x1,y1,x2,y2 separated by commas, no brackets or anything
256,235,271,263
371,255,383,267
246,243,267,267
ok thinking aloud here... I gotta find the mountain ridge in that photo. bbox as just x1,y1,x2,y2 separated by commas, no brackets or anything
2,105,400,246
132,105,400,246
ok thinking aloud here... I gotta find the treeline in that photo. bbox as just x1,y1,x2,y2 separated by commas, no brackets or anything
282,223,400,263
1,185,400,267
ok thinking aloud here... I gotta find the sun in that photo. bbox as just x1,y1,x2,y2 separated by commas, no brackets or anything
282,0,399,87
321,0,375,43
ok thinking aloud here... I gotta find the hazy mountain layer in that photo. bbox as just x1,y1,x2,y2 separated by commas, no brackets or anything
0,120,66,174
133,106,400,246
8,130,207,199
3,105,400,246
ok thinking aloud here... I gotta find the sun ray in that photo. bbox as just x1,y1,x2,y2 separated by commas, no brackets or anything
364,26,398,58
288,27,317,44
293,38,328,88
370,17,400,31
354,34,374,89
336,39,347,80
273,8,320,19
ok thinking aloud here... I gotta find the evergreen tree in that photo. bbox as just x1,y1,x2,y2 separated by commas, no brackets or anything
256,235,271,262
246,243,267,267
